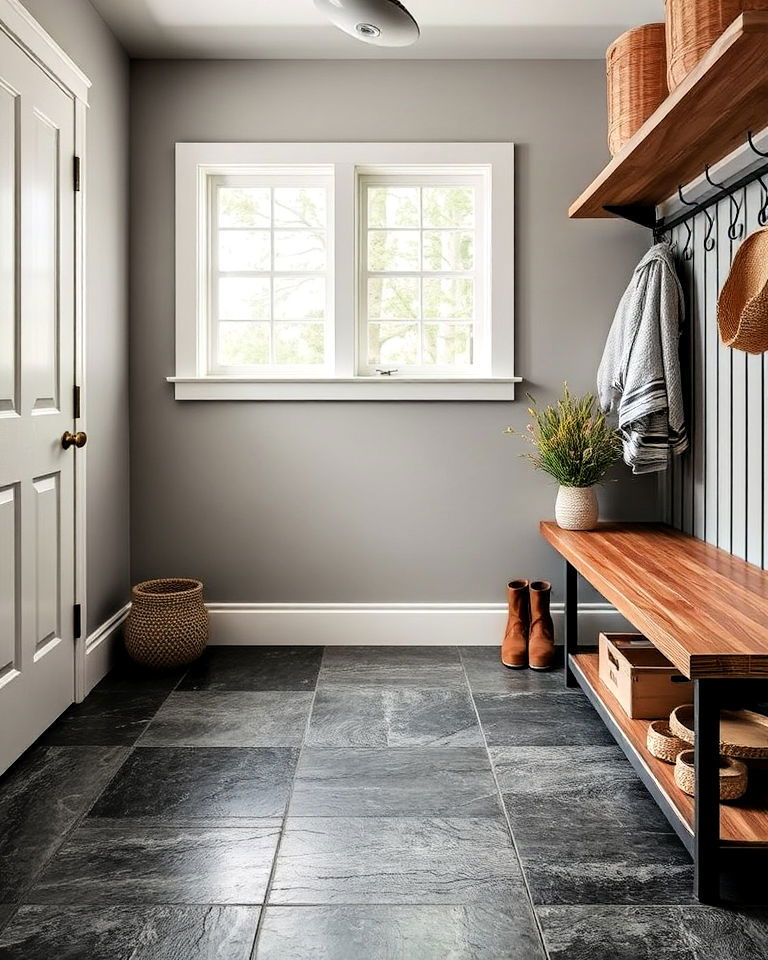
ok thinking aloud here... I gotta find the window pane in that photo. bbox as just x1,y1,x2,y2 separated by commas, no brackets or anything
367,187,420,228
367,322,419,366
367,277,420,320
423,322,473,366
218,230,271,272
423,277,473,319
274,231,326,272
273,187,327,228
368,230,420,272
422,231,474,271
274,322,325,365
273,276,326,320
422,187,474,228
218,187,271,228
218,321,270,365
219,277,271,320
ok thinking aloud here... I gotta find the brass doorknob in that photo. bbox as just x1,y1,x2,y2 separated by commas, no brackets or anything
62,431,87,449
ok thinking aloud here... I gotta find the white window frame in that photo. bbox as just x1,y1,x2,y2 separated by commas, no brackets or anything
171,142,519,400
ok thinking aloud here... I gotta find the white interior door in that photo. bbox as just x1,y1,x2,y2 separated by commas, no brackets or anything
0,31,78,774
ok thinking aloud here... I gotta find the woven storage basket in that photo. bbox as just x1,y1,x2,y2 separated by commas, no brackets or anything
665,0,768,91
670,703,768,758
647,720,691,763
674,749,748,801
124,578,208,669
606,23,667,156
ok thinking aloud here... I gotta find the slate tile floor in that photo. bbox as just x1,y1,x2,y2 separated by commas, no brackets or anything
0,644,767,958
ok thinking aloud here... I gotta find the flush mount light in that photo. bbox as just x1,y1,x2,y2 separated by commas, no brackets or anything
314,0,420,47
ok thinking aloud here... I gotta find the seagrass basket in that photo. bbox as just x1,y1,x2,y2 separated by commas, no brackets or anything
674,749,748,801
647,720,691,763
606,23,668,156
124,578,208,669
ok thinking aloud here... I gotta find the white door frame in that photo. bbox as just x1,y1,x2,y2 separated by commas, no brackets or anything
1,0,91,700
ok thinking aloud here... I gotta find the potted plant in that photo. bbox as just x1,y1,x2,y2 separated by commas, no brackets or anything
506,384,621,531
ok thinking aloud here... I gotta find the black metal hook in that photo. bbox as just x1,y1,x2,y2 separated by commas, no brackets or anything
705,165,744,240
681,218,694,260
678,183,715,252
757,174,768,227
747,130,768,159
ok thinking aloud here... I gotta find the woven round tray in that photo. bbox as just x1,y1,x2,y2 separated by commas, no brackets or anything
674,749,748,801
647,720,691,763
670,703,768,759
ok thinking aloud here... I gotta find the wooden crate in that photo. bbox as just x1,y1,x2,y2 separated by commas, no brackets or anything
598,633,693,719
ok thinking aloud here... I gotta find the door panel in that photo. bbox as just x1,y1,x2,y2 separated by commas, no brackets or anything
0,32,77,774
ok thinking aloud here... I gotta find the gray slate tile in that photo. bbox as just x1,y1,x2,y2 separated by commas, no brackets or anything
255,904,546,959
94,654,186,695
269,817,524,905
289,747,500,817
0,746,128,900
307,688,483,747
0,904,259,960
140,691,313,746
90,747,299,820
179,645,323,692
317,647,466,689
0,905,15,932
37,693,166,746
460,646,564,693
474,690,615,746
28,821,281,905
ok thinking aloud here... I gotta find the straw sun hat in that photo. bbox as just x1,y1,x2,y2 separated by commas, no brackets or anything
717,227,768,354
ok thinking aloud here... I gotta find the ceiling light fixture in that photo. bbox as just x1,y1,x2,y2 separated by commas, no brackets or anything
314,0,420,47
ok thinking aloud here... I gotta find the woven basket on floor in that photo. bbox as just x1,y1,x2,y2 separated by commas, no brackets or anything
606,23,667,156
674,749,748,801
124,578,208,669
647,720,691,763
665,0,767,91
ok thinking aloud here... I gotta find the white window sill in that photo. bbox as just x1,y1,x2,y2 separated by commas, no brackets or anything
167,376,522,401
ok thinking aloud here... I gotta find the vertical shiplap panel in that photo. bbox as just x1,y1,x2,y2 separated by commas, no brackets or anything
671,225,684,531
745,180,764,567
703,204,719,546
691,213,706,540
679,224,695,534
730,188,748,561
716,200,733,553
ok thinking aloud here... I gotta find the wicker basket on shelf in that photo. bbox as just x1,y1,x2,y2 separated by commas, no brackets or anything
124,578,209,669
606,23,668,156
674,749,748,801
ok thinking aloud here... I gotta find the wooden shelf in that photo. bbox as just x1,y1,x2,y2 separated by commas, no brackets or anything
572,650,768,846
570,12,768,219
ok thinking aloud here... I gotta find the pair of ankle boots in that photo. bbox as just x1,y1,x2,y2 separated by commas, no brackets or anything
501,579,555,671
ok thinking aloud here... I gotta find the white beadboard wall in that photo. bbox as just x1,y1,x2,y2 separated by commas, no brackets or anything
666,174,766,566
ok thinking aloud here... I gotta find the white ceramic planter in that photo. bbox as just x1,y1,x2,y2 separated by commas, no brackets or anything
555,485,599,531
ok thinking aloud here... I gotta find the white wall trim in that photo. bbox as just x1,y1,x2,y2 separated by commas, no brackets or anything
206,601,631,646
0,0,91,103
82,604,130,698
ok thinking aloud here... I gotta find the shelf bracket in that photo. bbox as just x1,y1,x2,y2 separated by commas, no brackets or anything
603,204,658,230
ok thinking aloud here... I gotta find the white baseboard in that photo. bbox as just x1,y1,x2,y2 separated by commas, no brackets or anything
84,603,130,695
206,601,632,647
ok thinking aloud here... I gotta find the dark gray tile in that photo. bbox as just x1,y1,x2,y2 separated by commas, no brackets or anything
37,693,167,746
517,828,694,905
317,647,466,689
490,746,670,834
140,692,313,746
538,905,768,960
460,646,564,693
0,904,259,960
28,821,281,905
0,746,128,900
307,688,483,747
179,646,323,692
255,904,546,959
474,691,615,746
94,651,187,695
90,747,299,820
289,747,500,817
0,905,15,932
269,817,524,904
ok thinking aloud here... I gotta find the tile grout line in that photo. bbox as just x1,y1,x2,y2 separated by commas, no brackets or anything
247,652,324,959
457,647,552,960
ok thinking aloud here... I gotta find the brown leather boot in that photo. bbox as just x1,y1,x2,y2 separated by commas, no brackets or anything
501,579,529,669
529,580,555,671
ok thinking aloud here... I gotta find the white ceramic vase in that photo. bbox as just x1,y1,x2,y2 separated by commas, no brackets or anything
555,485,599,531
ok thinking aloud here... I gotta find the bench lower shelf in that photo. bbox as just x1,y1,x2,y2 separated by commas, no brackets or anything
570,651,768,848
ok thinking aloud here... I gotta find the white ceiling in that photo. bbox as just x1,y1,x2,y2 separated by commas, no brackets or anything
89,0,666,59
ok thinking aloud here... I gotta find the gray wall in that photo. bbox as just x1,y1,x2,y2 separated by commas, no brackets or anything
130,59,660,604
20,0,131,631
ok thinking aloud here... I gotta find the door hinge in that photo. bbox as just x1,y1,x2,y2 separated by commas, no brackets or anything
73,384,81,419
73,155,81,192
73,603,82,640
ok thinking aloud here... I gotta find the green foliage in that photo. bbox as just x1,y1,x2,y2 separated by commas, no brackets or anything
506,384,621,487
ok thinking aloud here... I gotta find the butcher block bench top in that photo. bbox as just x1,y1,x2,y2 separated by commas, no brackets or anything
541,521,768,679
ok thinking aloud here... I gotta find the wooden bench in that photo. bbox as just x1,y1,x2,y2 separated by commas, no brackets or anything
541,520,768,904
